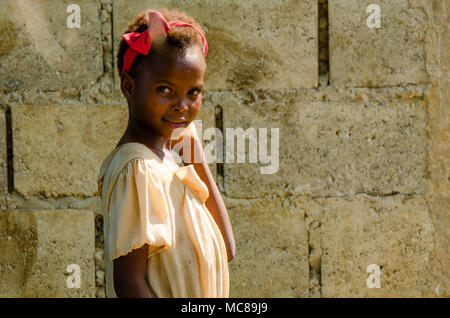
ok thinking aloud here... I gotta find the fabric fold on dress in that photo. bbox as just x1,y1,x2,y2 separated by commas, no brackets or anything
174,164,210,204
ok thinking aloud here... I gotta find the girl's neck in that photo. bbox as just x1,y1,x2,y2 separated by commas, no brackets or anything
116,124,169,155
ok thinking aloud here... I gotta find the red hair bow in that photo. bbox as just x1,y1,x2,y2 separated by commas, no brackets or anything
121,10,208,74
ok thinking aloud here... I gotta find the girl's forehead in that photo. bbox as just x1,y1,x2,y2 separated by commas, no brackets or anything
141,47,206,84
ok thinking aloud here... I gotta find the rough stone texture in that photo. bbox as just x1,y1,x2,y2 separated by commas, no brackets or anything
112,0,318,91
0,209,95,297
419,0,450,297
222,90,429,199
0,110,7,208
319,194,435,297
12,104,128,197
225,196,309,297
329,0,429,87
0,0,103,94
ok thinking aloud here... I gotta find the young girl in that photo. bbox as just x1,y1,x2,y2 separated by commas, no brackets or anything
97,8,235,298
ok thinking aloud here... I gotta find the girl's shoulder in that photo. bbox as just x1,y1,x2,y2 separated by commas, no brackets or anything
97,143,163,193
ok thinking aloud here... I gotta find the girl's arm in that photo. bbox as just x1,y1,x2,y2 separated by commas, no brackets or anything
113,244,153,298
178,136,236,262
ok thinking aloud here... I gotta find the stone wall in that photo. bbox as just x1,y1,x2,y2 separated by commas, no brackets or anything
0,0,447,297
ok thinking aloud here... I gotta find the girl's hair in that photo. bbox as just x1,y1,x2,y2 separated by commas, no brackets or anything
117,8,206,76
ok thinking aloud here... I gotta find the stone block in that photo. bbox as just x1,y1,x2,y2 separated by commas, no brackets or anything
329,0,428,87
319,194,435,297
0,209,95,297
0,0,103,93
12,104,127,197
225,197,309,297
112,0,318,90
222,91,428,198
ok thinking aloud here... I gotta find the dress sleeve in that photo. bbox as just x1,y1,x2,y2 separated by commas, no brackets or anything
107,158,172,261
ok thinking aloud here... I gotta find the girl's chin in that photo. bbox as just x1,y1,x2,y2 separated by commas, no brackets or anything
167,127,185,140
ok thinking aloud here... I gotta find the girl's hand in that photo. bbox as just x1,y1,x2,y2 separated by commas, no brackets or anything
169,121,203,164
169,121,200,149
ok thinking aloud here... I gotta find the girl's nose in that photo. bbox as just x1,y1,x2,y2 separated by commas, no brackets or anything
173,98,189,112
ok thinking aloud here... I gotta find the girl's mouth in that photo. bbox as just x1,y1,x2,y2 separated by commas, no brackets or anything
163,118,188,128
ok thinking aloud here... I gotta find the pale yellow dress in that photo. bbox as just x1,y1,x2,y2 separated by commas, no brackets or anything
97,142,229,298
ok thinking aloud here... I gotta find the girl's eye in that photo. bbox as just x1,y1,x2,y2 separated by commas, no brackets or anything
157,86,171,95
189,88,201,96
156,86,201,97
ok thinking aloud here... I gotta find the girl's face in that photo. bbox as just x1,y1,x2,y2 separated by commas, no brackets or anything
122,45,206,141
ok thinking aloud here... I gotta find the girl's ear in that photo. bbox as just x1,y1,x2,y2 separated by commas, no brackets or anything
120,72,135,101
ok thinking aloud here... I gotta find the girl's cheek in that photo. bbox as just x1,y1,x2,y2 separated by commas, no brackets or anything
156,96,173,108
192,99,202,111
